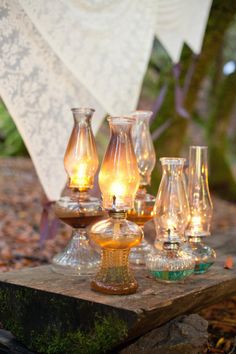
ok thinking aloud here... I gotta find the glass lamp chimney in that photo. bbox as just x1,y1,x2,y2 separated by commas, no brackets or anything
64,108,99,191
99,116,140,211
185,146,216,274
131,110,156,187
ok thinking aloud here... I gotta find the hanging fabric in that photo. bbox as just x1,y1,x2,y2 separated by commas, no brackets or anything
0,0,212,200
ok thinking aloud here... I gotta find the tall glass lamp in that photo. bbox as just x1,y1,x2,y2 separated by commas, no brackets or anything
185,146,216,274
89,116,143,294
127,111,156,265
146,158,195,282
52,108,104,275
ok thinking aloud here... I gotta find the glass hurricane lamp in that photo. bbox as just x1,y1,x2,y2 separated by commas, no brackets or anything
89,116,143,295
185,146,216,274
146,157,195,282
127,111,156,265
52,108,104,276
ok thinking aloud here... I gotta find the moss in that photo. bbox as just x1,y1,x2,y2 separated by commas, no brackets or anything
31,314,127,354
0,287,29,342
0,286,128,354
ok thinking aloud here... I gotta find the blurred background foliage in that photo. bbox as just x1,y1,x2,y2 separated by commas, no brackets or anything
0,0,236,201
0,100,28,157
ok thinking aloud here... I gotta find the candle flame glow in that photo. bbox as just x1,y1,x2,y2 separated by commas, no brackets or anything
70,162,91,190
191,215,202,232
110,181,126,196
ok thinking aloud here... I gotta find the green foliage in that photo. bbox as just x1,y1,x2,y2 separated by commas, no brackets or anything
0,100,28,156
142,1,236,200
0,286,128,354
34,315,127,354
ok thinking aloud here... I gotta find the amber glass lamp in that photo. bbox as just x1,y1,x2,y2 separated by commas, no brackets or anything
89,116,143,295
52,108,104,276
185,146,216,274
127,110,156,265
146,158,195,282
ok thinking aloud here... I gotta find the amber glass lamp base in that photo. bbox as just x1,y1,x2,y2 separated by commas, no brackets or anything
89,212,143,295
91,249,137,295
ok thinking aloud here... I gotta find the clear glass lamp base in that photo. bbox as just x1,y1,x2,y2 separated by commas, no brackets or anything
146,242,195,282
129,238,153,266
188,236,216,274
52,228,100,276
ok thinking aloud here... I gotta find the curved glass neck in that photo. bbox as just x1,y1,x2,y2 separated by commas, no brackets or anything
108,116,134,135
132,110,152,123
71,107,95,125
160,158,185,174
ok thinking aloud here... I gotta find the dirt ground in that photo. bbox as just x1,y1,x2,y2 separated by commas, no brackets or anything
0,158,235,353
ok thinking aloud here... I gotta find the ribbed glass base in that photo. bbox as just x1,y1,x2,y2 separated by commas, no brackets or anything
91,249,137,294
188,237,216,275
52,228,100,276
194,262,214,274
151,269,194,282
129,239,153,266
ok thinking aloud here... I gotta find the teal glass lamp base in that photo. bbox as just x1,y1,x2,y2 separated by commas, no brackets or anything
150,269,194,282
188,236,216,275
194,262,214,274
146,241,195,283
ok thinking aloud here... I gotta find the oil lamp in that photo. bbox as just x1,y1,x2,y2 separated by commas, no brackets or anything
89,116,143,295
52,108,104,276
146,158,195,282
185,146,216,274
127,111,156,265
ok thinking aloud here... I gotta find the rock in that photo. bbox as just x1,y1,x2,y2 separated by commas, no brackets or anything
0,329,35,353
119,314,208,354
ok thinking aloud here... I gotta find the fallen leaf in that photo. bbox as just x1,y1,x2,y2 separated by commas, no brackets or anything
224,256,234,269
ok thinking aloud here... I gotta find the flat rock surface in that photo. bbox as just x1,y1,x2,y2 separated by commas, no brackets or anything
120,314,209,354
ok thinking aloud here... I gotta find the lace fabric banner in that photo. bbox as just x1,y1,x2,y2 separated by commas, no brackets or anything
0,0,212,200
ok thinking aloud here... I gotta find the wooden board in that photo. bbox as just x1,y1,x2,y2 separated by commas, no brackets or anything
0,227,235,353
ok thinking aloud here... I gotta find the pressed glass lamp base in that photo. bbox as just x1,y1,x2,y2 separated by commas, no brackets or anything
188,237,216,274
129,239,153,266
150,269,194,282
146,244,195,283
52,228,100,276
91,249,137,295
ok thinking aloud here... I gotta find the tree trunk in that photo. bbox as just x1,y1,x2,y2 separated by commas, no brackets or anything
150,0,236,197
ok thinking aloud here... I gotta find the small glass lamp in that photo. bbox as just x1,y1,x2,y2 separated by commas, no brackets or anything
185,146,216,274
146,158,195,282
127,111,156,265
89,116,143,295
52,108,104,276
